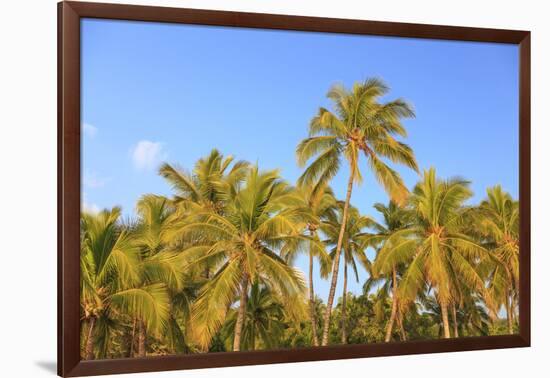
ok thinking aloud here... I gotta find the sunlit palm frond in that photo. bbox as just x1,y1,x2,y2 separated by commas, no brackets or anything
110,283,171,334
191,260,243,349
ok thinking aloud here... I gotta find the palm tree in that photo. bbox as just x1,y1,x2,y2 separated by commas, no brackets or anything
132,194,194,356
296,78,418,345
221,282,286,350
378,168,490,338
159,149,249,214
368,201,415,342
456,296,491,337
420,291,489,338
323,205,373,343
80,207,170,359
160,149,249,280
178,166,307,351
452,284,491,337
477,186,519,333
421,296,448,338
284,184,337,346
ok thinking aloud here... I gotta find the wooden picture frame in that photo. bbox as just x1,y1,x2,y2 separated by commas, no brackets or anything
58,1,531,376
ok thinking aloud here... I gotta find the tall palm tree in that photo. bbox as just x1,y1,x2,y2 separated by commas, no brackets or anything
296,78,418,345
368,201,415,342
284,184,337,346
178,166,307,351
377,168,490,338
323,205,373,343
80,207,171,359
477,186,519,333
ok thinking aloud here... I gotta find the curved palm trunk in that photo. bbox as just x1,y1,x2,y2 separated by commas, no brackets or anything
308,241,319,347
137,319,146,357
233,275,249,351
84,317,96,360
451,303,459,338
341,262,348,344
385,266,398,342
440,303,451,339
321,174,354,346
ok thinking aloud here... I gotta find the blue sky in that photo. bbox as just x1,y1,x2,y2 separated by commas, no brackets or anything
81,18,519,302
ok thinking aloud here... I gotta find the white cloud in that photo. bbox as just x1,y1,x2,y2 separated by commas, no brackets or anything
82,193,100,214
131,140,167,171
83,123,98,138
83,171,108,188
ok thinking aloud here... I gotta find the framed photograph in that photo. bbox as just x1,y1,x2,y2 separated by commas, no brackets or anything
58,1,530,376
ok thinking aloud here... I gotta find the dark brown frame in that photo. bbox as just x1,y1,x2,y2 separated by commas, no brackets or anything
58,1,531,376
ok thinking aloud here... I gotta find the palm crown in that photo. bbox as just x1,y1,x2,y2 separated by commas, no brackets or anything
376,168,490,338
296,77,418,203
178,166,307,350
323,204,373,343
366,201,415,341
477,186,519,333
80,207,170,359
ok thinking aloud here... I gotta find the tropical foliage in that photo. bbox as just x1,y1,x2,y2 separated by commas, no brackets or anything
80,78,519,359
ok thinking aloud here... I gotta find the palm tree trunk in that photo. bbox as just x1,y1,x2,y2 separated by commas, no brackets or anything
506,294,514,334
251,324,256,351
511,294,517,331
397,312,407,341
321,174,354,346
385,266,398,342
385,303,397,342
129,317,137,357
440,302,451,339
233,275,249,351
451,303,459,338
137,319,146,357
308,238,319,347
84,317,96,360
341,262,348,344
488,307,498,324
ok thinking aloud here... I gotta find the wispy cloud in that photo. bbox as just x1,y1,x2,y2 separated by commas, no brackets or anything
83,171,109,189
83,123,98,138
131,140,167,171
82,193,100,214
